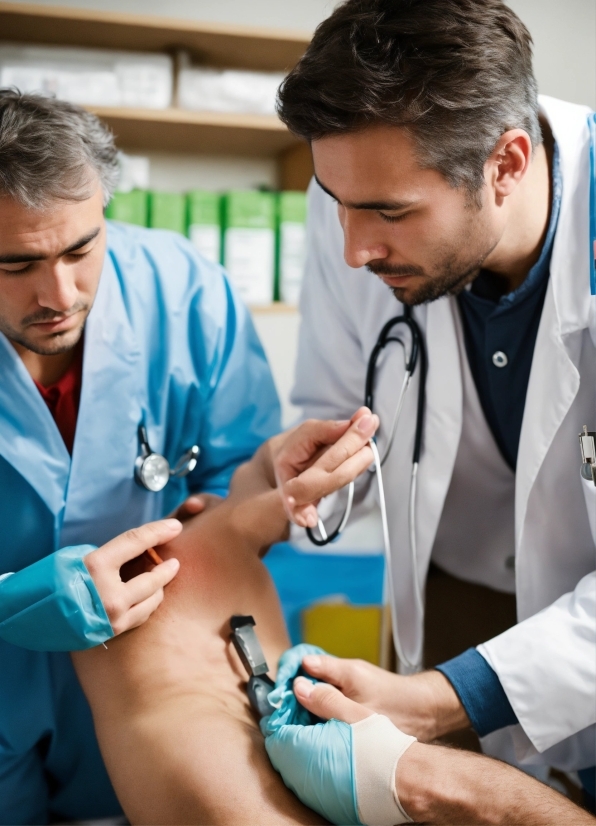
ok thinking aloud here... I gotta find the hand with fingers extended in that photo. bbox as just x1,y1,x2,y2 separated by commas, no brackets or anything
261,644,416,826
83,518,182,636
273,407,379,529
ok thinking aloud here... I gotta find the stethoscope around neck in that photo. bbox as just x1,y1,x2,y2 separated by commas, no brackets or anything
301,113,596,669
306,304,428,670
134,423,199,492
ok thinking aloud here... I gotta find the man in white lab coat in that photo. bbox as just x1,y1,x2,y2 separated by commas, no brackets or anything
274,0,596,802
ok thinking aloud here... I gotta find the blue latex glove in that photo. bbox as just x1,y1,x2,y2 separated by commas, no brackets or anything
267,643,328,726
0,545,114,651
261,644,362,825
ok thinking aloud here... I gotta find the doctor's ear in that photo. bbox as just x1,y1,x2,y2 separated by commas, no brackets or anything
485,129,533,202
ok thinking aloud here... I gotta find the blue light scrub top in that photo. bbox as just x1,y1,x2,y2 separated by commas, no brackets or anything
0,221,281,823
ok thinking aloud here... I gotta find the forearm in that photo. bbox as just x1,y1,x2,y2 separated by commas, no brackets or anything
398,743,595,825
418,669,470,740
380,669,469,741
229,438,279,499
227,439,290,552
229,487,289,552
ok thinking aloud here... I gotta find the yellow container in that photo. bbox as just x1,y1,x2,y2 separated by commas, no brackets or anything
302,602,386,666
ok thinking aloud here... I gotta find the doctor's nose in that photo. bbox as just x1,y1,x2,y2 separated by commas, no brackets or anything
37,265,79,313
341,211,389,270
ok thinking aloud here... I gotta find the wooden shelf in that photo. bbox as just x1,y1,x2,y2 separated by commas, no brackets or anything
0,2,315,188
90,107,300,156
0,2,311,71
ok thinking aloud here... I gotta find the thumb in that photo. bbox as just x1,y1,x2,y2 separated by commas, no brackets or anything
302,653,350,687
294,677,373,725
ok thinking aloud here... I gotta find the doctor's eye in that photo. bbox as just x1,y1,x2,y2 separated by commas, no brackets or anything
378,211,408,224
66,249,93,260
0,263,33,274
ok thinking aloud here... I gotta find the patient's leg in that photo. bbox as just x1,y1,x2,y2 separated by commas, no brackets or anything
72,489,324,825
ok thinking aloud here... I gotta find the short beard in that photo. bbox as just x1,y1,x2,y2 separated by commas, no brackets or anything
367,247,495,307
0,303,89,356
5,323,86,356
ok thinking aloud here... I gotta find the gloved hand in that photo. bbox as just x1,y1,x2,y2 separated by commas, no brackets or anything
266,642,328,725
261,643,359,824
261,644,416,826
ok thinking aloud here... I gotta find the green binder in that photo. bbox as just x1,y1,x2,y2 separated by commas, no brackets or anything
222,190,276,306
277,191,307,305
148,192,187,235
187,190,222,265
105,190,148,227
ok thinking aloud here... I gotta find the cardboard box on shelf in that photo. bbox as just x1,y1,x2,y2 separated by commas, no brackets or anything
177,66,284,116
117,153,150,193
0,43,173,108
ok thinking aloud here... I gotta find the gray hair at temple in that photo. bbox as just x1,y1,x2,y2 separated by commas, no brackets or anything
0,88,119,210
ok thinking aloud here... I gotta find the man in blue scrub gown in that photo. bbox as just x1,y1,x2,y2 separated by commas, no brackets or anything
0,89,280,823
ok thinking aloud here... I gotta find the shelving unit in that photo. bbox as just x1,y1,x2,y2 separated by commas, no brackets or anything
0,2,314,187
88,107,297,156
0,3,309,69
250,303,297,314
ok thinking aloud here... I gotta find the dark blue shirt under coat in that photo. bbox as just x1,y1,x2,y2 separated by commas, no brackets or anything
456,145,562,469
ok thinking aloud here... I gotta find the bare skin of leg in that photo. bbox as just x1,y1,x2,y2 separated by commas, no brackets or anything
72,461,326,826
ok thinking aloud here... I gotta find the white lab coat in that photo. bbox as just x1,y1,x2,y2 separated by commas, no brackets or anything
292,96,596,771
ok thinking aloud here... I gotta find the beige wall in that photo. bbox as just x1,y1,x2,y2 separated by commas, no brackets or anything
508,0,595,109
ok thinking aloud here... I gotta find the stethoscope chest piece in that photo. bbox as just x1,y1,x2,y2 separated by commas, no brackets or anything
135,424,199,492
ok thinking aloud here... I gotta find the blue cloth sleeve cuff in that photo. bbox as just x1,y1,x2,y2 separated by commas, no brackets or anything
436,647,518,737
0,545,114,651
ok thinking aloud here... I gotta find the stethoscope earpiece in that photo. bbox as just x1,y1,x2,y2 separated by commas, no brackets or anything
134,424,199,492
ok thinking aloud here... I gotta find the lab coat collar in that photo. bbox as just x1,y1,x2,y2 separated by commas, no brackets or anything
515,96,593,547
0,248,141,530
416,297,463,571
540,95,593,338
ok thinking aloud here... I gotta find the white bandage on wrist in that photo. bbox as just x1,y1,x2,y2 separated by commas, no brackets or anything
351,714,416,826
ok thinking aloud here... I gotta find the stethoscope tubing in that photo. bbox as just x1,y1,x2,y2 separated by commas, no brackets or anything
371,438,424,669
306,306,427,668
